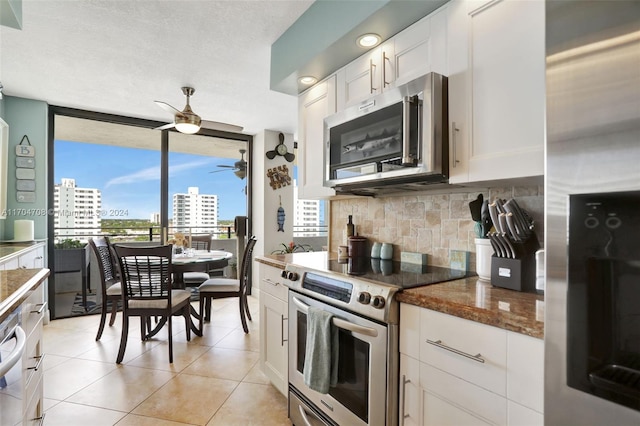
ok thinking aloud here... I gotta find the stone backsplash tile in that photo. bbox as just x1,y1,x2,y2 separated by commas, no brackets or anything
330,185,544,268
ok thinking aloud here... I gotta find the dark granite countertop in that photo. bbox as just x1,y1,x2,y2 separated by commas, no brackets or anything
396,278,544,339
256,252,544,339
0,268,50,324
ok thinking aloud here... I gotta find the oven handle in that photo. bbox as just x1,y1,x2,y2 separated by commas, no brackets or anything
298,404,315,426
292,296,378,338
0,325,26,377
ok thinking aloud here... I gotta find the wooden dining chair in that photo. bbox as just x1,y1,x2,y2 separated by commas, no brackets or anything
113,244,192,363
198,236,257,333
88,236,122,341
183,234,214,286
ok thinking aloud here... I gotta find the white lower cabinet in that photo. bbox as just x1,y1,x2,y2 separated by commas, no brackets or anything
399,303,543,425
258,263,288,396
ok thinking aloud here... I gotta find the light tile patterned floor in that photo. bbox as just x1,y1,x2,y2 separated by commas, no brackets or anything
42,296,290,425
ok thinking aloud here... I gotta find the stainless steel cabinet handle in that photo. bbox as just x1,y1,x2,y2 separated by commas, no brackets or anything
298,405,314,426
28,354,45,371
426,339,485,363
292,296,378,337
383,51,391,88
452,122,460,167
262,278,278,287
31,303,46,315
32,412,46,426
401,374,411,425
369,59,377,94
281,314,288,346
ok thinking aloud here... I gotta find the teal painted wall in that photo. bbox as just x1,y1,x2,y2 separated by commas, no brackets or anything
2,96,48,240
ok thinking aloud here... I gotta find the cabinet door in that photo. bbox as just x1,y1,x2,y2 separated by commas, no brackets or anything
400,353,422,426
259,291,288,396
298,76,336,199
447,0,470,183
392,16,432,87
344,48,381,107
467,0,545,181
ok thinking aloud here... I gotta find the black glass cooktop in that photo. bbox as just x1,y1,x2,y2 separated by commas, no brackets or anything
326,258,475,289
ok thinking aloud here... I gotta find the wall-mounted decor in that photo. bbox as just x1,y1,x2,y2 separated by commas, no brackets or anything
0,118,8,218
265,132,295,162
15,135,36,203
277,195,285,232
267,165,292,190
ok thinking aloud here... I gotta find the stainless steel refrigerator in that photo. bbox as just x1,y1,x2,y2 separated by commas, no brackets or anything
545,1,640,424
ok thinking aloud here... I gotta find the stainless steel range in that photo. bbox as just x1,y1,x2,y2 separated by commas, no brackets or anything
281,258,471,426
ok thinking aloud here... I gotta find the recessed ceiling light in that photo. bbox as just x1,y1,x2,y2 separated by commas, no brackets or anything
357,33,381,48
299,76,317,85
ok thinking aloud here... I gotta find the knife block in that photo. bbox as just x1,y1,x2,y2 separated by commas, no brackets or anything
490,235,540,292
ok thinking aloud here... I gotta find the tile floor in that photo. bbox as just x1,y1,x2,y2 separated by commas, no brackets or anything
42,296,290,425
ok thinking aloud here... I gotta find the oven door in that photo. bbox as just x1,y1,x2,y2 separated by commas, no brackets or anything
288,290,388,426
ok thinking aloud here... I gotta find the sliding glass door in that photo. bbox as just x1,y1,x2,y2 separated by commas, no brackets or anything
48,109,251,319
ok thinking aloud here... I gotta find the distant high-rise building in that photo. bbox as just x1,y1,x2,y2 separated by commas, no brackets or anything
172,187,218,235
293,184,321,236
53,178,101,243
150,212,160,224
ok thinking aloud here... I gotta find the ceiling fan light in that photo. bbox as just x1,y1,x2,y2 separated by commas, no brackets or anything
174,114,201,134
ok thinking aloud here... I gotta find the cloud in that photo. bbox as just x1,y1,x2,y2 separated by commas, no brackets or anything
105,159,214,187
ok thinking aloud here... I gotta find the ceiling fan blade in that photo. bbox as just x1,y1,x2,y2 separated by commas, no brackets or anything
265,150,277,159
284,152,296,162
154,122,176,131
209,169,236,174
154,100,183,116
217,165,237,169
200,120,243,133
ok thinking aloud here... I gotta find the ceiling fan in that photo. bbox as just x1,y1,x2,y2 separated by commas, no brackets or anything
210,149,247,180
154,87,243,134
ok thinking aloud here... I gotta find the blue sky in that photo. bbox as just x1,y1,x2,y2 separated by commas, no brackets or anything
55,140,248,220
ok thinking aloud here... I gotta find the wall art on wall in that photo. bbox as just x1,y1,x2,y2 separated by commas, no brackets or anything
267,165,292,190
16,135,36,203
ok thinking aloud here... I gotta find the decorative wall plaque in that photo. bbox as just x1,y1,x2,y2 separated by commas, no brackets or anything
15,135,35,203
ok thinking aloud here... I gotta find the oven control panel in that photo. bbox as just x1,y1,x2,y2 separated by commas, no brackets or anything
282,264,399,324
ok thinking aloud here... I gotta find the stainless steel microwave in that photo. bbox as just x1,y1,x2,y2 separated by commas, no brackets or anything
323,72,448,196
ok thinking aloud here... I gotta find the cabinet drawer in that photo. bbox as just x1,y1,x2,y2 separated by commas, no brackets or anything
24,373,44,425
421,362,506,425
507,332,544,413
259,264,287,300
420,309,507,396
21,287,45,338
24,317,43,391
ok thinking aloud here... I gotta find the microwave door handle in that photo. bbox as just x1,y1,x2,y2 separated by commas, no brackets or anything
402,96,414,165
292,296,378,338
0,326,26,377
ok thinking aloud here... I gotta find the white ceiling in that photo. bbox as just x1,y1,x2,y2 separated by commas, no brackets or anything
0,0,314,136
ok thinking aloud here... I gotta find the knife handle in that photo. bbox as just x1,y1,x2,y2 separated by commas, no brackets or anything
498,213,509,236
488,202,501,234
505,213,521,242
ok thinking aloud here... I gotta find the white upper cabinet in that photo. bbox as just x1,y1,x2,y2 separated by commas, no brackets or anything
464,0,545,182
342,9,448,109
297,75,337,199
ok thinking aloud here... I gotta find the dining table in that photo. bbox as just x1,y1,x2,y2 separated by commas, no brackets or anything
171,249,233,287
170,249,233,336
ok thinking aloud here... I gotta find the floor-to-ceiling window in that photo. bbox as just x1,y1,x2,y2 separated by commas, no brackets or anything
48,108,251,319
